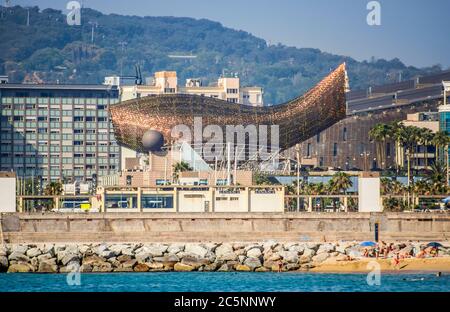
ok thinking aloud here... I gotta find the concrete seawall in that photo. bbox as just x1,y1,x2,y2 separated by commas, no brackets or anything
1,212,449,243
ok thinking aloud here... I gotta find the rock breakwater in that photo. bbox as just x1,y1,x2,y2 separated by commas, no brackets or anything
0,241,449,273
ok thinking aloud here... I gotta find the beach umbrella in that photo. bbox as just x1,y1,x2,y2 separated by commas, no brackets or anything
427,242,443,248
442,196,450,204
360,241,376,247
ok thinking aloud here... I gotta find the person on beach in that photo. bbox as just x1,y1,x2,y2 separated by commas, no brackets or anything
363,248,369,257
392,253,401,270
277,260,283,273
374,244,380,259
416,248,426,258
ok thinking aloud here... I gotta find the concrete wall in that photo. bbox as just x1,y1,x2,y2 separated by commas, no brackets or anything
1,212,449,243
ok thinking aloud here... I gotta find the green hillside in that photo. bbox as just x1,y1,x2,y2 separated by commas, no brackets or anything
0,5,443,104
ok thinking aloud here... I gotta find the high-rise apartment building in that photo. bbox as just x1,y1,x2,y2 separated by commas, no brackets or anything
0,82,120,183
116,71,264,107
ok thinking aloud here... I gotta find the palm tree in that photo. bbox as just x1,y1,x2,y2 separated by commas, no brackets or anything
389,121,405,174
432,131,450,163
172,161,193,183
328,172,353,194
369,123,391,169
418,128,434,170
425,162,448,194
43,181,63,196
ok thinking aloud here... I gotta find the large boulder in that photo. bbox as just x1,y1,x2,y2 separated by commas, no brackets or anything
37,253,53,262
11,245,28,255
99,250,118,259
203,263,219,272
61,253,80,266
287,244,305,254
184,244,208,258
146,262,165,271
92,261,113,272
120,248,134,256
244,244,263,252
38,259,58,273
317,243,335,254
306,243,320,251
302,248,316,258
108,244,130,255
181,256,209,269
8,252,29,262
246,248,262,258
26,248,42,258
286,263,300,271
279,251,299,263
8,263,34,273
117,255,132,263
135,251,152,263
299,254,312,264
235,264,251,272
217,264,231,272
263,240,278,252
147,244,168,257
243,257,262,270
39,244,55,257
121,259,137,269
267,252,282,262
0,246,7,257
134,263,150,272
0,256,8,270
312,252,329,263
167,244,185,255
174,263,195,272
215,244,236,261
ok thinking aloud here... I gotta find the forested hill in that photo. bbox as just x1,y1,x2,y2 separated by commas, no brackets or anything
0,5,443,104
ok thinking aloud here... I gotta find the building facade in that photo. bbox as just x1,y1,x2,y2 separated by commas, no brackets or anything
0,83,120,183
294,71,450,171
439,81,450,173
116,71,264,107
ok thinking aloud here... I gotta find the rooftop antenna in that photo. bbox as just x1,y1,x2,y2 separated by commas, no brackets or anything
88,21,98,44
134,64,143,85
118,41,127,76
25,6,30,26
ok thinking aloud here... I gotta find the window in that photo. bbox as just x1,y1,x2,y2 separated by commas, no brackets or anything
141,195,173,209
227,88,238,94
333,143,338,157
386,142,391,157
316,134,320,143
343,127,347,141
306,143,311,157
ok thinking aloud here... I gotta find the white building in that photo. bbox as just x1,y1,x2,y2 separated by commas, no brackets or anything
0,172,16,212
114,71,263,107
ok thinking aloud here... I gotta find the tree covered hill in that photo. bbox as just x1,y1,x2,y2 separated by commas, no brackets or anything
0,5,443,104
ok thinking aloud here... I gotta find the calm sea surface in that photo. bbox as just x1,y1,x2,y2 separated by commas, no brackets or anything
0,272,448,292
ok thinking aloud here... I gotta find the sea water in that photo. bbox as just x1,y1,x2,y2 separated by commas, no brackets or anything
0,272,449,292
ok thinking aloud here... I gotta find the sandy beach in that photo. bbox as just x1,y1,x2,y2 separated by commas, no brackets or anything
310,256,450,273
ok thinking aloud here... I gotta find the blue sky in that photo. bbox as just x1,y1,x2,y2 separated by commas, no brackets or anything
12,0,450,68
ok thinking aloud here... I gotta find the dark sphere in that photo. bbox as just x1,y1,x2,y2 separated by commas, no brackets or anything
141,130,164,152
